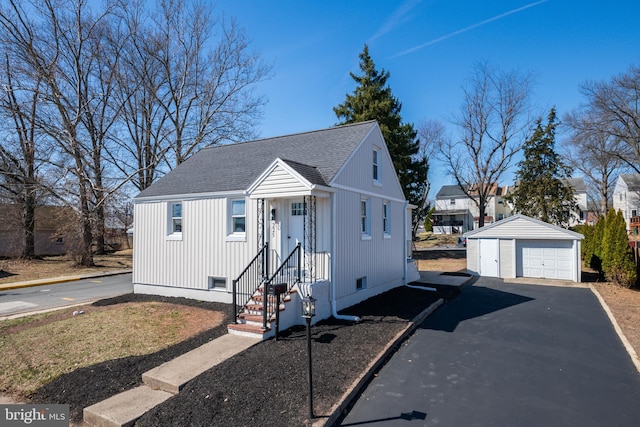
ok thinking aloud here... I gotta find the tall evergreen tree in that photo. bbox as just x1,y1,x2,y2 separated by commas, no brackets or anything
506,108,577,227
334,45,428,229
602,209,637,287
591,215,606,273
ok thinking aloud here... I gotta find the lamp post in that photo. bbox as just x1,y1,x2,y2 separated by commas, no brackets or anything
301,295,316,419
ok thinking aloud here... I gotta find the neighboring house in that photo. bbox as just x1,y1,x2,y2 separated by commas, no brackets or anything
433,184,511,234
432,185,474,234
613,174,640,234
133,121,419,339
505,177,589,227
0,204,74,257
566,177,589,226
465,214,584,282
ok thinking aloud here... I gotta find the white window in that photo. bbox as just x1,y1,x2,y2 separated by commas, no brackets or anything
450,198,456,205
291,202,307,216
373,148,380,183
208,277,227,290
231,199,246,233
632,210,637,218
383,202,390,236
361,198,371,237
498,213,504,220
169,202,182,234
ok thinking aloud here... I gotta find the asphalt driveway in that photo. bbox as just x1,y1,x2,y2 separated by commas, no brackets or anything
337,277,640,426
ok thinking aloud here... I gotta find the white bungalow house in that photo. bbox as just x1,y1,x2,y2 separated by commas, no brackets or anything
133,121,419,338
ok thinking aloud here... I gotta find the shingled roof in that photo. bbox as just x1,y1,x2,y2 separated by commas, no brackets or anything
136,121,378,199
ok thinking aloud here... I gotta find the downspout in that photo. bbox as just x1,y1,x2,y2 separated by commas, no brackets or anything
330,191,360,322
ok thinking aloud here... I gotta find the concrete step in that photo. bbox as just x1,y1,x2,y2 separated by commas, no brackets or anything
83,385,172,427
227,322,273,339
142,334,261,394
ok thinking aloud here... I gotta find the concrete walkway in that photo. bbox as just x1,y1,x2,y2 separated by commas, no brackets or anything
83,334,261,427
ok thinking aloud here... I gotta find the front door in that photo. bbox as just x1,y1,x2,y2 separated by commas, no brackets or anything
287,200,306,275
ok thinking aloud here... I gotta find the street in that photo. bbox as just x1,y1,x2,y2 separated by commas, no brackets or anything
0,273,133,318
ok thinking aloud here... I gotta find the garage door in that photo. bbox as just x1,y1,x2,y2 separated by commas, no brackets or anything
517,240,574,280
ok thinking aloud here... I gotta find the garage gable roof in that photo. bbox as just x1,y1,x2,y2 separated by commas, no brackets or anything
464,214,583,240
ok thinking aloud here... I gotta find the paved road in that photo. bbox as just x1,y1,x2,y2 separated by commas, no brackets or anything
0,273,132,317
338,277,640,426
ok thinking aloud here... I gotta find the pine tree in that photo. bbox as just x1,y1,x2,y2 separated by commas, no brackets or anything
505,108,577,227
334,45,428,221
591,215,606,273
602,209,637,287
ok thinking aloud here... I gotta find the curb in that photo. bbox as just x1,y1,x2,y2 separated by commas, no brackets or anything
0,270,132,291
315,297,445,427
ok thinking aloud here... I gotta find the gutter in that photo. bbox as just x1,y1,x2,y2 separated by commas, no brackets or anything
330,191,360,322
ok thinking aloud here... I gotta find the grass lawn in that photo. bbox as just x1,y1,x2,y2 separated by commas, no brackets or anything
0,249,133,285
0,301,223,398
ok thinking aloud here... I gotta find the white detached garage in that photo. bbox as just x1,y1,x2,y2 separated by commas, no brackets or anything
464,214,584,282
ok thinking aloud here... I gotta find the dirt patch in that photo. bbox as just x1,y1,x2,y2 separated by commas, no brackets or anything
0,301,223,398
0,250,132,285
413,233,459,249
414,249,467,272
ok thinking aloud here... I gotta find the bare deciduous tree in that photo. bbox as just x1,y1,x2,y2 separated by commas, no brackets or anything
577,64,640,171
439,62,535,227
0,54,44,258
152,0,270,168
563,110,628,216
416,119,446,235
0,0,270,264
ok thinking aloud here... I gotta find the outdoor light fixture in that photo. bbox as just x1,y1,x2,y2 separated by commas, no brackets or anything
301,294,316,419
301,295,316,318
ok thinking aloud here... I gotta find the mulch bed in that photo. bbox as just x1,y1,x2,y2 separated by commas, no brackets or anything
29,285,459,426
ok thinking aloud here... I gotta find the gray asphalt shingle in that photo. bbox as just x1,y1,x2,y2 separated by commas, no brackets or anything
136,121,377,198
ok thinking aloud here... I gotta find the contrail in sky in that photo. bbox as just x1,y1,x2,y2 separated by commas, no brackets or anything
392,0,550,58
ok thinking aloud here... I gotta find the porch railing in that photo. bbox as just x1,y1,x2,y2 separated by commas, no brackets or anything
232,243,269,323
262,243,301,328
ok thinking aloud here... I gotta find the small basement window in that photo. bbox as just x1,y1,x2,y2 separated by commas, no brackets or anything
356,276,367,290
208,277,227,290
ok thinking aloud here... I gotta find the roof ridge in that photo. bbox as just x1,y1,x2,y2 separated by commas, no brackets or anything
200,120,378,151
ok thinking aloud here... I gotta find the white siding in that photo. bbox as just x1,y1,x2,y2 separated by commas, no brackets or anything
466,239,479,274
499,239,515,278
332,187,405,311
325,128,408,310
251,164,310,198
133,196,258,293
332,131,405,200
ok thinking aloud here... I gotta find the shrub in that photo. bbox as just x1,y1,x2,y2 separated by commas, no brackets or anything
602,209,637,288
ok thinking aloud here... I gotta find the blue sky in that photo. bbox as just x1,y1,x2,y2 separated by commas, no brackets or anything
218,0,640,197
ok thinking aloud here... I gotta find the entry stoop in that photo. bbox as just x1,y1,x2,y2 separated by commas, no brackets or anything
83,386,172,427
